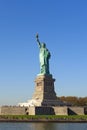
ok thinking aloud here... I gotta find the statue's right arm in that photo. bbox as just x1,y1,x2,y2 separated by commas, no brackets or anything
37,38,41,48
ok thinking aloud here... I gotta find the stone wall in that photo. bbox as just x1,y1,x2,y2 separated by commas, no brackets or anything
68,107,84,115
0,106,85,115
35,107,54,115
0,106,26,115
0,107,1,115
28,107,35,115
28,106,85,115
53,106,68,115
84,107,87,114
28,106,54,115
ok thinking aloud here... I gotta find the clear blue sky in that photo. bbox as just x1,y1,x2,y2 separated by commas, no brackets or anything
0,0,87,106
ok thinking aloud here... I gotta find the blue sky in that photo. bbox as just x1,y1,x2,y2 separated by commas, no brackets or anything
0,0,87,105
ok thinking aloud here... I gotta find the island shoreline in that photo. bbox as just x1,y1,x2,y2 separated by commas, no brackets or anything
0,119,87,123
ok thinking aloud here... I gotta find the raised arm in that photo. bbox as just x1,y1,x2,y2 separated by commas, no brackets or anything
36,33,41,48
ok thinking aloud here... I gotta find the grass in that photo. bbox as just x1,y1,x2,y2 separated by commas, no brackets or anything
0,115,87,121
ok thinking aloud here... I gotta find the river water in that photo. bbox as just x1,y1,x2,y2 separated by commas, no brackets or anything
0,122,87,130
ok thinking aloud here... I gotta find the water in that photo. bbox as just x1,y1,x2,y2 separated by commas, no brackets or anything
0,122,87,130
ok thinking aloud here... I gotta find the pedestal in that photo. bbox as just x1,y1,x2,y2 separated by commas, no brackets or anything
32,75,62,106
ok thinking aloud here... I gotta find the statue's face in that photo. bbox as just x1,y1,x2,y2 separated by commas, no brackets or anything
42,43,46,48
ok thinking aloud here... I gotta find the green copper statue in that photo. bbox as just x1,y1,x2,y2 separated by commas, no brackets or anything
36,33,51,75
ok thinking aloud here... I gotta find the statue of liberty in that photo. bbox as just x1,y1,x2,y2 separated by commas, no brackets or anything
36,34,51,75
